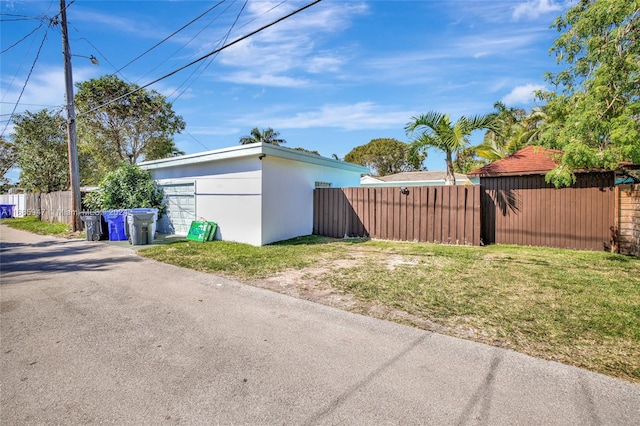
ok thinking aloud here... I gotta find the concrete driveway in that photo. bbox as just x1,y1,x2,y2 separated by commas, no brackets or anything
1,224,639,425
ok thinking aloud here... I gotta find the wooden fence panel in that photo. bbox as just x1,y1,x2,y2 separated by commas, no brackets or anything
38,191,73,225
313,186,481,245
480,173,615,251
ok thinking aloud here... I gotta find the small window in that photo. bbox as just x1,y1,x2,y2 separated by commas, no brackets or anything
315,181,332,188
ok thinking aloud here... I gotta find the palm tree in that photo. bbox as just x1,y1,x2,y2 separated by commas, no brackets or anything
239,127,286,146
405,111,495,185
476,103,546,161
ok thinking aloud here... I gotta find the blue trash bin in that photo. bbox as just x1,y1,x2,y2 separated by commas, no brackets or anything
0,204,15,218
102,210,128,241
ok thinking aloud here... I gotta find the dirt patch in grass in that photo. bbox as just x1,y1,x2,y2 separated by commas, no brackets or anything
249,253,491,343
245,246,640,384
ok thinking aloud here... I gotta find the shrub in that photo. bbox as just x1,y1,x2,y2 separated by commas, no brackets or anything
84,163,166,216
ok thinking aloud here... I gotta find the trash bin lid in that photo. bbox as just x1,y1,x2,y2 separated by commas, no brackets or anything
127,212,155,224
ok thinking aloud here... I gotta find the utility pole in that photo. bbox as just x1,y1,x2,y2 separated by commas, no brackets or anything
60,0,82,232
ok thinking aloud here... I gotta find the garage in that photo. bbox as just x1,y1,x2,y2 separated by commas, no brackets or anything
140,143,369,246
157,182,195,235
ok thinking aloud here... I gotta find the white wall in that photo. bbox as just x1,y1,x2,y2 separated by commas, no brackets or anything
151,157,264,246
261,156,362,245
148,151,365,246
0,194,26,217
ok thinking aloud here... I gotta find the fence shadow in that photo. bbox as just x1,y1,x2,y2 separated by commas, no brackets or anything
271,235,370,247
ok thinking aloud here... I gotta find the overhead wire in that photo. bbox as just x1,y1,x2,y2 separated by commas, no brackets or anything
167,0,248,103
165,0,250,151
78,0,323,118
1,22,45,55
130,0,236,87
112,0,226,77
0,29,49,137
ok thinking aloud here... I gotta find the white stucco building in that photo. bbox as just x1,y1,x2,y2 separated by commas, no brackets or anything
139,143,369,246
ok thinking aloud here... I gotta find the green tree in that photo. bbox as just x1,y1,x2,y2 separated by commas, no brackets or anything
0,136,18,188
454,147,486,174
344,138,424,176
75,75,185,183
405,112,495,185
537,0,640,187
11,110,70,192
84,163,166,216
476,102,546,162
239,127,286,145
292,147,320,155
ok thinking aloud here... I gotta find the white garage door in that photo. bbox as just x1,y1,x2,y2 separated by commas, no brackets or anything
159,183,195,235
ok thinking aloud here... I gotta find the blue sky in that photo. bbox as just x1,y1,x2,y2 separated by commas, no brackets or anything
1,0,570,182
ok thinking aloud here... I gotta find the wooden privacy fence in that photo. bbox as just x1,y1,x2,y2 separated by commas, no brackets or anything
313,186,481,245
479,173,616,252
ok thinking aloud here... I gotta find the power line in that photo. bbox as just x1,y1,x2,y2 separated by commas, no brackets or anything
168,0,248,103
129,0,234,87
0,101,61,107
1,22,44,55
0,29,49,137
73,36,127,80
167,0,287,103
0,17,42,22
183,129,212,151
78,0,322,118
113,1,226,77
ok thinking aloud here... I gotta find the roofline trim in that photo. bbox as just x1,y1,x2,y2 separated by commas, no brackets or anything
138,143,370,174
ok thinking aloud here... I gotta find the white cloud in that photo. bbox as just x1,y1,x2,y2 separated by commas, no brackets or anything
306,55,344,74
512,0,563,21
234,102,415,131
208,2,366,86
501,83,545,105
188,126,240,136
219,71,309,88
0,66,99,117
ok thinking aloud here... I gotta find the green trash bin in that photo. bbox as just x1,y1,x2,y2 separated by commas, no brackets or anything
127,212,155,245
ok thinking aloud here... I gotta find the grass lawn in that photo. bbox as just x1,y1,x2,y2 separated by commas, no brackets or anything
1,216,84,239
143,236,637,383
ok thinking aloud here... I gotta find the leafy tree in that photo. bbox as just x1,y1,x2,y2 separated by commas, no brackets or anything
344,138,424,176
405,112,495,185
84,163,166,216
292,147,320,155
75,75,185,183
454,146,486,174
537,0,640,187
475,102,545,162
11,110,70,192
239,127,286,145
0,136,18,188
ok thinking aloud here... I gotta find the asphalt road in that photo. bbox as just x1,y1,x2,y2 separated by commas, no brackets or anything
1,225,639,425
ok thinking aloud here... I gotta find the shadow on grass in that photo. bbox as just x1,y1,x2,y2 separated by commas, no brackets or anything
270,235,370,247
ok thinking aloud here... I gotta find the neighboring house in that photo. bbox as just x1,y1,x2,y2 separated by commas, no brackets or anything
139,143,369,246
361,171,478,187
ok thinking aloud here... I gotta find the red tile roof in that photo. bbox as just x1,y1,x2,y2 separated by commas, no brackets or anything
468,146,562,176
